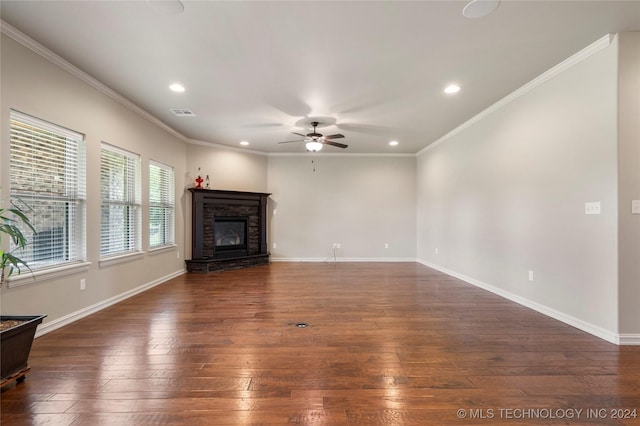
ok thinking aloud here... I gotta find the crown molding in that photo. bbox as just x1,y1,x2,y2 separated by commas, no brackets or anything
268,152,416,158
1,20,419,158
187,138,269,156
188,138,417,157
5,19,611,159
418,33,614,156
1,20,189,144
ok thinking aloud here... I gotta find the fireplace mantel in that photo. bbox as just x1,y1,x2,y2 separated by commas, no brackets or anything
186,188,270,272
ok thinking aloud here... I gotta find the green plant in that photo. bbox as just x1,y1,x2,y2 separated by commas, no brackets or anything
0,196,35,287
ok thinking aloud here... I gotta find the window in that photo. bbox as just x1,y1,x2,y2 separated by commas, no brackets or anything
100,143,141,257
149,161,175,249
9,110,86,270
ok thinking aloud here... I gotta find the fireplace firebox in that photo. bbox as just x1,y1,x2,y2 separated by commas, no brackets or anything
214,217,248,257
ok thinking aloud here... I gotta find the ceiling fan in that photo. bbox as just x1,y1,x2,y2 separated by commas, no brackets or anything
278,121,347,151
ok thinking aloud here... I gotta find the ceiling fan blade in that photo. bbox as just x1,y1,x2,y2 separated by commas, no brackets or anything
324,134,345,140
277,139,306,144
324,141,348,149
292,132,308,138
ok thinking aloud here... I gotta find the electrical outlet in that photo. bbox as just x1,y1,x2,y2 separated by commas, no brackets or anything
585,201,601,215
632,200,640,215
384,243,389,249
435,247,439,255
273,242,277,249
176,251,180,259
336,243,341,249
273,209,277,215
80,279,86,291
528,270,534,281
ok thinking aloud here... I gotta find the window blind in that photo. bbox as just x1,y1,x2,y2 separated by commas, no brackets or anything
149,160,175,248
9,110,87,269
100,143,141,257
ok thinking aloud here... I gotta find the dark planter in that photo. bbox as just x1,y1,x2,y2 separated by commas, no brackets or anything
1,315,46,386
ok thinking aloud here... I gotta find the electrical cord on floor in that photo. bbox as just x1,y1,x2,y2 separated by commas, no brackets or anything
324,247,338,264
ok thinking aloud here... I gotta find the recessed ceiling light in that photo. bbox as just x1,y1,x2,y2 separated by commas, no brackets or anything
463,0,500,19
444,84,461,94
240,141,250,146
169,83,185,93
389,140,399,146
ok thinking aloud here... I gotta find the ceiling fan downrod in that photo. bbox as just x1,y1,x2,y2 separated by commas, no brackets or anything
308,122,322,139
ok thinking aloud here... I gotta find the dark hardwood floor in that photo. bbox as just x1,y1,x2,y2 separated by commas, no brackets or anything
2,262,640,425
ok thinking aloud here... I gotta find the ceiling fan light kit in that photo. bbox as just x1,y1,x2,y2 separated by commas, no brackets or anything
277,121,348,151
305,141,323,152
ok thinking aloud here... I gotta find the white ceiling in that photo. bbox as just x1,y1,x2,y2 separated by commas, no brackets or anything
1,1,639,154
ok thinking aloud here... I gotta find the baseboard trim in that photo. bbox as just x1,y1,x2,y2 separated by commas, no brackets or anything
34,262,634,345
618,334,640,345
35,269,186,338
270,257,418,263
416,259,623,345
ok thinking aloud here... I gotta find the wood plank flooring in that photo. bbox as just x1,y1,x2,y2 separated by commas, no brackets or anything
2,262,640,425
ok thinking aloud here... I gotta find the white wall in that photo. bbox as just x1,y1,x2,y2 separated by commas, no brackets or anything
185,143,269,194
1,34,188,329
183,147,416,262
617,33,640,337
417,37,620,339
184,143,269,259
267,155,416,260
3,22,636,344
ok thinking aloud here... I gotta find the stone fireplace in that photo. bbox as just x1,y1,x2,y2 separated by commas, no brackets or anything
186,188,270,272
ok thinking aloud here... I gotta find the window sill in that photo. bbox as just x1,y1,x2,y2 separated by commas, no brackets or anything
148,244,177,256
7,261,92,288
99,251,145,268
